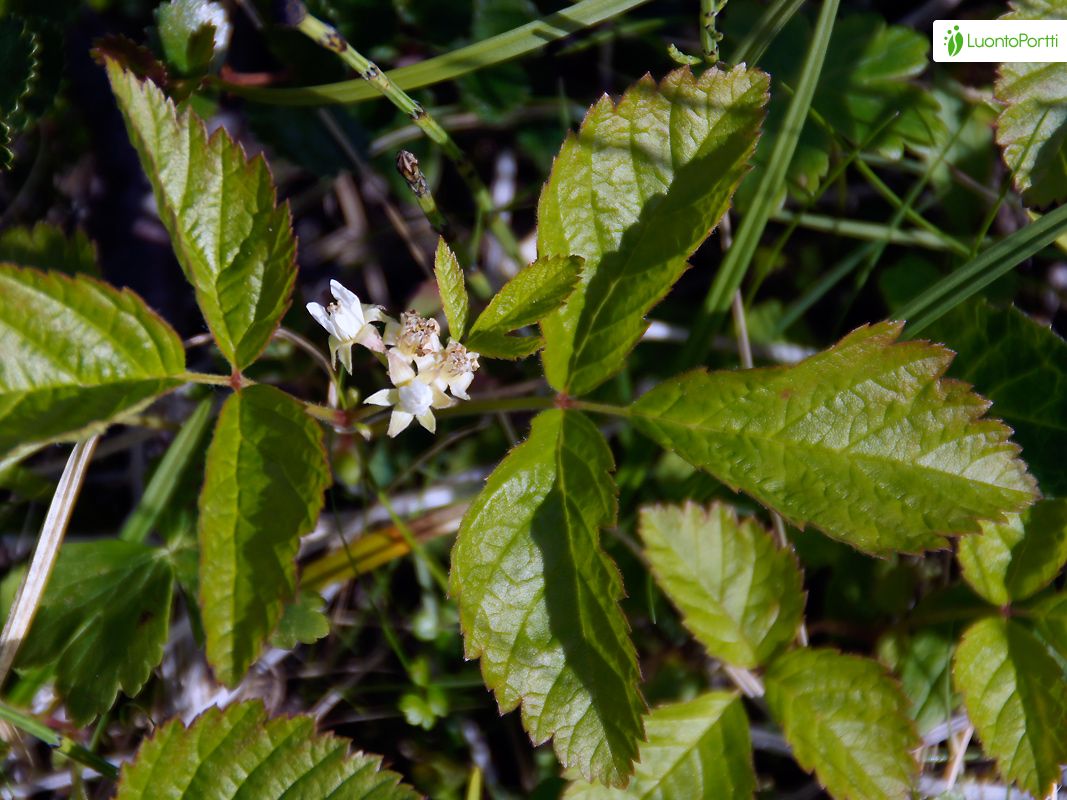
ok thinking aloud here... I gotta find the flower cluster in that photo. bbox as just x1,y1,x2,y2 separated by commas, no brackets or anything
307,280,480,437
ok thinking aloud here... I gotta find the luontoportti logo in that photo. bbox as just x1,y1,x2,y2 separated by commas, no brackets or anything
945,24,964,56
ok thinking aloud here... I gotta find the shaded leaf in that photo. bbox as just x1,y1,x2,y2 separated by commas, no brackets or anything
878,625,959,737
954,617,1067,797
538,66,768,395
995,0,1067,205
106,60,296,372
0,223,98,275
17,541,174,725
0,265,185,454
1029,592,1067,661
116,701,418,799
631,321,1036,555
434,237,468,339
924,300,1067,495
957,499,1067,605
199,385,329,686
639,501,804,668
765,648,919,800
564,692,755,799
272,589,330,650
450,409,644,785
463,329,544,360
0,17,40,169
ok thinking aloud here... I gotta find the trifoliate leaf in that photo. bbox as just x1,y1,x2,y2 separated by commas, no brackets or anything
924,300,1067,495
954,617,1067,798
155,0,231,77
466,255,581,359
957,499,1067,606
639,502,804,668
199,385,329,686
0,223,98,275
995,0,1067,205
434,237,468,340
450,409,644,786
16,540,174,725
538,66,768,396
272,589,330,650
765,648,919,800
106,60,296,372
563,692,755,799
0,265,185,454
631,321,1037,556
116,701,418,799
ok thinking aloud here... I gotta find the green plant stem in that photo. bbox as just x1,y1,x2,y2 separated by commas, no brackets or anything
770,211,961,251
0,701,118,779
293,12,522,262
683,0,840,367
396,150,450,238
727,0,805,64
226,0,654,106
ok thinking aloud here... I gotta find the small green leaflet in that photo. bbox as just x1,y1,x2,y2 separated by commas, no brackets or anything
563,692,755,799
106,60,296,372
0,222,98,275
466,255,581,359
0,265,185,454
538,65,768,395
155,0,228,78
956,499,1067,605
116,701,419,799
434,237,469,339
640,502,804,668
954,617,1067,798
631,321,1036,555
16,540,174,725
450,409,644,786
765,648,919,800
199,385,330,686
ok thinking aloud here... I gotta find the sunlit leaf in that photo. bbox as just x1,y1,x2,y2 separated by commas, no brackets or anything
563,692,754,799
199,385,330,686
538,65,768,395
0,265,185,454
957,499,1067,605
639,501,803,667
450,409,644,785
116,701,418,799
765,648,919,800
155,0,229,77
17,540,174,725
106,60,296,372
632,321,1037,555
434,237,469,340
954,617,1067,798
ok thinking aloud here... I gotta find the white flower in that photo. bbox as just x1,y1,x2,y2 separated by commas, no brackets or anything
429,341,480,400
365,351,456,437
383,311,443,370
306,280,386,374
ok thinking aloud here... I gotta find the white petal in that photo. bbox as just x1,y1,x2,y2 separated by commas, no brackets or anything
363,304,387,324
449,372,474,400
330,279,361,308
364,388,397,407
307,302,336,337
383,319,400,346
387,350,416,386
333,337,353,374
414,352,441,373
355,326,385,353
388,411,414,438
416,410,437,434
430,386,457,409
398,381,433,415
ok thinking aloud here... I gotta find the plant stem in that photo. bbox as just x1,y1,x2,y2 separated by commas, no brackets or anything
291,10,522,264
0,701,118,779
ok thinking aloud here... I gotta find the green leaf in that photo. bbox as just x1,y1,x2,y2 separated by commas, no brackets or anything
957,499,1067,606
994,0,1067,205
954,617,1067,797
434,237,469,340
272,589,330,650
0,223,98,275
1029,592,1067,661
466,254,581,359
0,17,40,169
639,502,804,668
106,60,296,372
199,385,329,686
563,692,755,799
538,66,768,396
631,321,1037,556
116,701,418,799
16,540,174,725
450,409,644,786
924,300,1067,496
878,625,959,737
155,0,230,77
0,265,185,454
765,648,919,800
